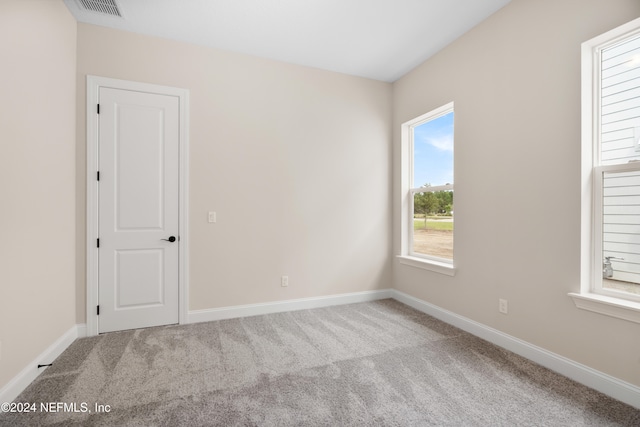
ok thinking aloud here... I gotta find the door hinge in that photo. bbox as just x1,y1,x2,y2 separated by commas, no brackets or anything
97,171,100,181
97,104,100,114
97,305,100,315
97,238,100,248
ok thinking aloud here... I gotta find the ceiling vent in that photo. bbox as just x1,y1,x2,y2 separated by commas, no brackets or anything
76,0,122,17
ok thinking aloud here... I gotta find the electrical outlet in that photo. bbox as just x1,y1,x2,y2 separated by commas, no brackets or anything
499,299,508,314
208,211,216,223
281,276,289,287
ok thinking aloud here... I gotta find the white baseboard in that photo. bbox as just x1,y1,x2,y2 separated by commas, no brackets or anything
187,289,393,324
391,290,640,410
4,292,639,411
0,324,86,404
76,323,87,339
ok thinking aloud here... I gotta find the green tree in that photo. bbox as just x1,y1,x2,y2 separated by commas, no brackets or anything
414,189,438,228
435,190,453,214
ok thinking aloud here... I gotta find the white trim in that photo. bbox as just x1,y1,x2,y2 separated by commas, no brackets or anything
404,102,455,129
400,120,411,256
396,255,455,276
4,295,640,410
591,164,640,303
187,289,393,324
411,183,453,193
584,16,640,50
391,290,640,410
580,30,596,297
569,292,640,324
400,102,455,271
0,324,85,404
580,18,640,311
86,76,190,336
76,323,87,339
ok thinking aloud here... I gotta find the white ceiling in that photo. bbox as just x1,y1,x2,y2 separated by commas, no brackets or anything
64,0,511,82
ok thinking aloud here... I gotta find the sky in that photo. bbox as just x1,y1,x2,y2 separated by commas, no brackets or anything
413,111,454,187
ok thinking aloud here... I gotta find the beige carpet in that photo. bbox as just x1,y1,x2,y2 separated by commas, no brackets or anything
1,299,639,426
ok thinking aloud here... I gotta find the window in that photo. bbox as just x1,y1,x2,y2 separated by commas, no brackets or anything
572,17,640,322
398,103,455,275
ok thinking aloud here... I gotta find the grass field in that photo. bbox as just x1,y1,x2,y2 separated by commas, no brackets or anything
413,217,453,231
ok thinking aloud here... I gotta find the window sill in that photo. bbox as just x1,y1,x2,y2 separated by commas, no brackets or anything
568,292,640,324
397,255,455,276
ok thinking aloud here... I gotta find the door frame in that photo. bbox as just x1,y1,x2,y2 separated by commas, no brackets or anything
86,75,189,336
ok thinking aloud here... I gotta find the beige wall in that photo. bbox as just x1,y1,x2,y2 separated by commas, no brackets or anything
5,0,638,399
0,0,77,387
75,25,393,321
393,0,640,386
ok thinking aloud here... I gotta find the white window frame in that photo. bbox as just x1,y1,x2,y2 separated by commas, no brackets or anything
570,17,640,323
397,102,455,276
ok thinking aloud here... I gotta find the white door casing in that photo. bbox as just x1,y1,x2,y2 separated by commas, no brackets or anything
86,76,189,336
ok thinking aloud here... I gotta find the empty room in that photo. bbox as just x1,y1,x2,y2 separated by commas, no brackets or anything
1,0,640,425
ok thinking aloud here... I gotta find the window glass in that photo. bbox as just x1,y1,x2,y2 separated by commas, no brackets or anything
410,110,454,262
588,21,640,303
412,112,454,187
412,191,453,259
600,34,640,166
602,169,640,297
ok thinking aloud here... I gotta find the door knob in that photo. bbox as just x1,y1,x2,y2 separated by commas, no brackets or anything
162,236,176,242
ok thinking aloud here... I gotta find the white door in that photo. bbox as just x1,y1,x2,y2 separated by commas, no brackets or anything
98,87,180,333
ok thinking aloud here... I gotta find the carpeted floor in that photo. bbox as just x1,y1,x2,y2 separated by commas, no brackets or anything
1,299,639,426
